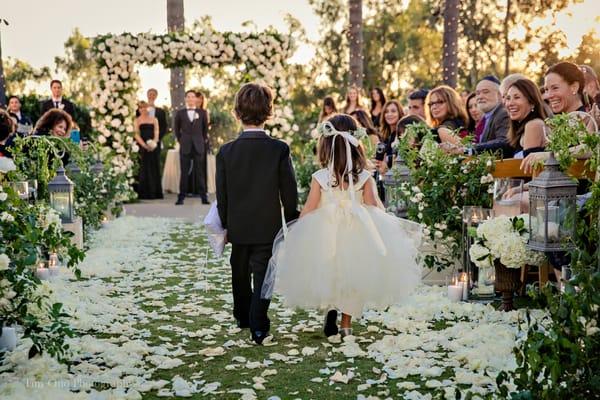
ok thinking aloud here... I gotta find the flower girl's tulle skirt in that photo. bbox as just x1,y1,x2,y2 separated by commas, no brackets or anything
262,203,422,317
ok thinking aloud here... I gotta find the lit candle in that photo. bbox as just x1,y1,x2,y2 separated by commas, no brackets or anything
448,279,463,302
35,263,50,280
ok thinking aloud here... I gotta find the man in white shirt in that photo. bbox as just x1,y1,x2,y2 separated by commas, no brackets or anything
173,90,209,205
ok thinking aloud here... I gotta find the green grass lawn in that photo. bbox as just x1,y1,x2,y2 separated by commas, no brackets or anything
127,223,516,400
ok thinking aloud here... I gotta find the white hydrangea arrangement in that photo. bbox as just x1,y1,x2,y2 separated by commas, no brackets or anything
469,214,546,269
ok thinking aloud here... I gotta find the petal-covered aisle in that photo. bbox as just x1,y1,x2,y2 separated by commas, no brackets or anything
0,216,535,400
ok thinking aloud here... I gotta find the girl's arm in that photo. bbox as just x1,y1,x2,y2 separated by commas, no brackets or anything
300,178,322,218
363,177,384,209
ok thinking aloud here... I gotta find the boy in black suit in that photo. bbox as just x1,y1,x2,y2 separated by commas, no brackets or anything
216,83,298,344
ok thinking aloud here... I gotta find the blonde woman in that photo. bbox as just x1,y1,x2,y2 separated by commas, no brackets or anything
343,86,364,114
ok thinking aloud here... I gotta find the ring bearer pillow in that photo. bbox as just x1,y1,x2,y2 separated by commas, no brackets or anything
203,201,226,257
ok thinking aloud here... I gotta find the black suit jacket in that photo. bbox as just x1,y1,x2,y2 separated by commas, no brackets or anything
40,98,75,117
154,108,168,140
216,131,299,245
174,108,208,155
475,104,511,156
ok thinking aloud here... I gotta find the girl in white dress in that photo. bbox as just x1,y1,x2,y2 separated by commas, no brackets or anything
262,114,421,337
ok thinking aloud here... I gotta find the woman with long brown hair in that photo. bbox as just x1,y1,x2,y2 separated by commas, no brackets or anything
425,85,468,144
505,78,548,158
376,100,404,174
319,96,338,122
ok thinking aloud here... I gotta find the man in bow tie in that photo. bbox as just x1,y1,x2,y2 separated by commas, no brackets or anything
40,80,75,118
174,90,209,205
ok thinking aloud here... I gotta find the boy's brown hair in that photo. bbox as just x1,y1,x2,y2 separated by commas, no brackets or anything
234,83,273,126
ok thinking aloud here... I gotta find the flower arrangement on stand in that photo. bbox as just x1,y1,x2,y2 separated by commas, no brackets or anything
469,215,545,311
396,124,496,271
0,161,84,362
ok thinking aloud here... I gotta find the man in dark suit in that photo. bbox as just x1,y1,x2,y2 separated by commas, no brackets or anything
216,83,298,345
472,75,511,156
453,76,511,157
40,80,76,118
174,90,209,205
7,96,33,136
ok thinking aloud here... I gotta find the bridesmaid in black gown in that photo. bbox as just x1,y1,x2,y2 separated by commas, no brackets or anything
135,101,163,199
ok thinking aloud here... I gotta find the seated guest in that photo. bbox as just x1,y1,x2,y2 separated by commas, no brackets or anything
40,79,75,118
522,62,597,173
505,78,548,158
350,109,380,148
466,92,483,141
397,114,427,148
34,109,72,138
580,64,600,126
377,100,404,172
369,87,386,127
7,95,33,136
0,110,16,158
470,75,511,156
499,73,526,103
424,85,468,144
407,89,428,120
318,96,338,122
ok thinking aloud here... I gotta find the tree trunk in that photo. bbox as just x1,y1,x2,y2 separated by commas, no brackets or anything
348,0,363,88
442,0,459,88
0,28,6,107
503,0,512,77
167,0,185,111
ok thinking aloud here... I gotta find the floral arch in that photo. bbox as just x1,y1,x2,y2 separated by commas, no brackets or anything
89,28,296,198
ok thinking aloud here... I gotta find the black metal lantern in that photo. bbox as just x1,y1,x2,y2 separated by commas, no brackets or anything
91,160,104,176
383,154,411,217
48,167,75,223
527,153,577,252
65,161,81,178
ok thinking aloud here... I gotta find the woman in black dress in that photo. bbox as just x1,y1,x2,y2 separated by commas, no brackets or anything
134,101,163,199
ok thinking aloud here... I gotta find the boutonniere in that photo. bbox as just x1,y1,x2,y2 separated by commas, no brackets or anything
58,103,65,110
194,112,200,120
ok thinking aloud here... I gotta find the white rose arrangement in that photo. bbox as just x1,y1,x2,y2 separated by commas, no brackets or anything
469,214,545,269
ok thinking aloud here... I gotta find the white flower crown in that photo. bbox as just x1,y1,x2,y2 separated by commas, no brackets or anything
317,120,367,140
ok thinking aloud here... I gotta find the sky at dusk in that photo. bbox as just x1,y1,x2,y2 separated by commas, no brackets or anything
2,0,598,101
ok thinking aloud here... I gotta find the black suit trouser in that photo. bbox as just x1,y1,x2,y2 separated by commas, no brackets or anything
179,146,206,196
230,243,272,333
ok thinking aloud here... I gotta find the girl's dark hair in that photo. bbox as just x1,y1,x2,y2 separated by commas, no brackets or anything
506,78,548,148
370,87,386,112
465,92,478,132
350,109,379,139
35,109,73,135
317,114,367,188
546,62,585,100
